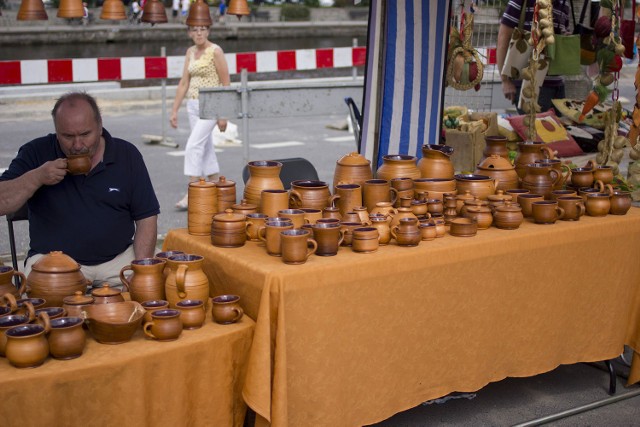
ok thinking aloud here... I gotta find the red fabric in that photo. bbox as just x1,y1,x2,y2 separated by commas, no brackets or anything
507,110,584,157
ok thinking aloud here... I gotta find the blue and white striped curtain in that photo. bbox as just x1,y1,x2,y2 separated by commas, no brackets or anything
361,0,451,169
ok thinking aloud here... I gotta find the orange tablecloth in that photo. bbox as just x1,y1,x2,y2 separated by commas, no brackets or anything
164,208,640,427
0,314,254,427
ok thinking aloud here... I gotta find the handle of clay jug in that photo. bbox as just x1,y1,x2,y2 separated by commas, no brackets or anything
231,307,244,323
556,206,565,221
143,321,158,340
577,202,585,218
305,239,318,260
549,169,560,186
37,310,51,334
328,194,340,208
176,264,188,299
584,159,595,169
594,179,604,192
389,188,399,206
23,300,36,322
337,230,345,246
245,222,254,239
390,226,399,241
604,184,614,194
13,272,27,297
540,145,556,160
289,190,302,208
2,292,18,312
119,265,132,291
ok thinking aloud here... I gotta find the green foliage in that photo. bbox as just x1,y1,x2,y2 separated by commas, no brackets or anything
303,0,320,7
281,4,310,21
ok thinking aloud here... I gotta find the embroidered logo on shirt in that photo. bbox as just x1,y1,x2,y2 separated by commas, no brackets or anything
108,188,121,193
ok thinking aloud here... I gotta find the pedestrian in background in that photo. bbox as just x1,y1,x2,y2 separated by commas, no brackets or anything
172,0,180,22
181,0,190,24
169,25,230,210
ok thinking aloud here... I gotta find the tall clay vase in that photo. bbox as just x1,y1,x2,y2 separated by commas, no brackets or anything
120,258,166,303
481,136,510,163
243,161,284,210
418,145,455,179
333,152,373,191
0,266,27,298
164,254,210,308
376,155,421,181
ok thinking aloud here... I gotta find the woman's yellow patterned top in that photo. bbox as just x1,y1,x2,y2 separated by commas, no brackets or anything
187,44,221,99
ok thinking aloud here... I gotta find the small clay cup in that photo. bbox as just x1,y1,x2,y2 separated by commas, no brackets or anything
531,201,565,224
5,323,50,368
144,309,183,341
300,208,323,225
312,222,344,256
258,220,294,257
141,299,170,324
550,189,577,201
66,154,92,175
517,193,544,218
245,213,269,242
419,222,437,241
351,227,380,253
277,209,307,229
556,196,585,221
585,193,611,217
260,189,290,218
175,299,206,330
280,229,317,265
211,295,244,324
48,316,86,360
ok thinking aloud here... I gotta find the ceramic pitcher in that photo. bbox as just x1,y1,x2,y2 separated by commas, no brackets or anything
120,258,167,303
243,161,285,209
164,254,210,308
521,163,560,200
514,142,555,179
417,144,455,179
0,266,27,298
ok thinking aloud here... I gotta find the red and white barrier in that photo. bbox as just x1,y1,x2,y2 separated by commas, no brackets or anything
0,46,368,86
0,46,498,86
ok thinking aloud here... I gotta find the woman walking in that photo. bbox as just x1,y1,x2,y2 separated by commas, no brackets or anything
170,24,230,210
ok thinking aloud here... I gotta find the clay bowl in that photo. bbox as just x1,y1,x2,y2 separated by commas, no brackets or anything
449,218,478,237
84,301,145,344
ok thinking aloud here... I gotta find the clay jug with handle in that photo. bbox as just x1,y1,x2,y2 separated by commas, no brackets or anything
418,144,455,179
164,254,210,308
521,163,560,200
120,258,167,303
0,266,27,298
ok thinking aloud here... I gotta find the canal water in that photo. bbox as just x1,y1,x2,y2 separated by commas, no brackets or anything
0,36,367,60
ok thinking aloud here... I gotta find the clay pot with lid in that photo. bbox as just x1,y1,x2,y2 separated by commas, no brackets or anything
214,176,237,213
487,190,513,211
465,205,493,230
333,152,373,191
211,209,248,248
91,283,127,304
376,155,421,181
475,154,519,192
62,291,95,318
232,199,258,216
493,201,524,230
0,266,27,298
187,178,218,236
243,160,284,209
454,174,498,200
418,144,454,179
515,142,555,179
27,251,89,308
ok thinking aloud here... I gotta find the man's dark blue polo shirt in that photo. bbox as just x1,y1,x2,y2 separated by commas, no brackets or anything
0,129,160,265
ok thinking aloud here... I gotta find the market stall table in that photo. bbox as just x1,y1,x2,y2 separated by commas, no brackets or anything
0,314,254,427
163,208,640,427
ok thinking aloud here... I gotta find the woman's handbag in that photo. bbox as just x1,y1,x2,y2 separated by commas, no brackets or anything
573,0,596,65
620,0,636,60
501,3,531,80
547,0,582,75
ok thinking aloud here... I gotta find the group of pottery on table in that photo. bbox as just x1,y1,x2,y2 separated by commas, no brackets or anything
0,250,243,369
185,140,633,258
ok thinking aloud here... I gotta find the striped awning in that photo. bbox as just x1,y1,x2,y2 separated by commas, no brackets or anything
360,0,451,169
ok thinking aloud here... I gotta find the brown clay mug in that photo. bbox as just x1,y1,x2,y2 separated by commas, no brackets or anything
5,322,50,368
278,209,307,229
609,190,632,215
0,302,35,357
311,222,344,256
258,219,294,257
517,193,544,218
329,184,363,217
363,179,398,212
550,189,577,201
35,306,67,321
66,154,92,175
144,309,183,341
175,299,206,330
505,188,530,201
141,299,170,324
280,229,318,265
531,201,565,224
585,193,611,217
260,189,290,218
300,208,323,225
340,222,363,246
48,316,86,360
419,223,437,241
245,213,269,242
211,295,244,324
556,196,585,221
